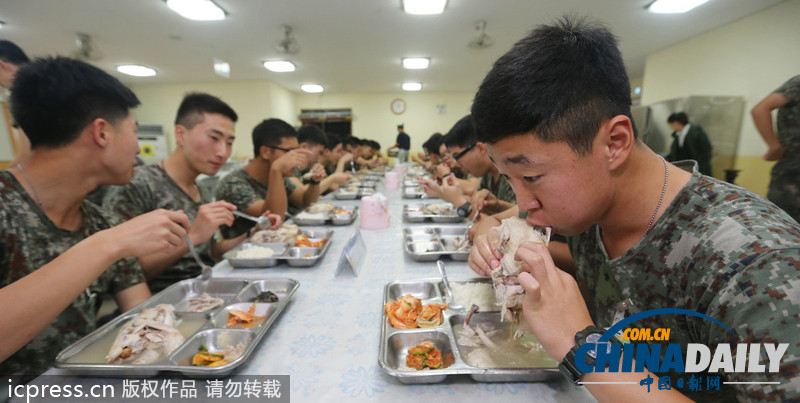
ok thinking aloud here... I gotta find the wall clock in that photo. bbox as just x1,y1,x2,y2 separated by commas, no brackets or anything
391,98,406,115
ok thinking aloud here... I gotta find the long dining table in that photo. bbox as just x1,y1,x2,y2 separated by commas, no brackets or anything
30,172,594,403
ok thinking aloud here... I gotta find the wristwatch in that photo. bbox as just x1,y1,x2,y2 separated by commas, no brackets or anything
558,326,620,385
456,202,471,218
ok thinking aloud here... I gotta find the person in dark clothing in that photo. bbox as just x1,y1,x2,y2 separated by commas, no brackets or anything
390,124,411,162
666,112,713,176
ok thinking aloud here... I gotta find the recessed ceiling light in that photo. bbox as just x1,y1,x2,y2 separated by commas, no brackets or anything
116,65,157,77
301,84,324,93
402,57,429,70
403,0,447,15
166,0,226,21
213,59,230,78
646,0,709,14
402,82,422,91
263,60,296,72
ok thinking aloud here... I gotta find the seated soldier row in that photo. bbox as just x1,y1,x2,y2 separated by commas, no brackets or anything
0,56,391,378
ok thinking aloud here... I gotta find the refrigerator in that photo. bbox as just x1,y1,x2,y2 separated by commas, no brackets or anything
631,96,745,181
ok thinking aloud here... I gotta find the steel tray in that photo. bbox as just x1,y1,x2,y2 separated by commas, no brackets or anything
224,229,334,268
292,205,359,225
379,278,559,383
402,186,427,199
403,203,463,223
55,277,299,377
403,226,471,261
333,186,377,200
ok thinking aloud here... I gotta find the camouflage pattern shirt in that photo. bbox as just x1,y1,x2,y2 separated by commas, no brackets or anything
103,164,212,293
214,168,295,239
479,171,517,204
768,75,800,222
0,170,145,377
567,174,800,401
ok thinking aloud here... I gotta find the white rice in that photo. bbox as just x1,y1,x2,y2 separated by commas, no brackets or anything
450,282,499,312
235,246,275,259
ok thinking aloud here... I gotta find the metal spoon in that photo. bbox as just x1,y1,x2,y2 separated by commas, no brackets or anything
232,210,271,229
186,234,212,282
437,260,464,310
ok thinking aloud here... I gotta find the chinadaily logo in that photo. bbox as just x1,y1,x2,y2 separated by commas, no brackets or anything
574,308,788,393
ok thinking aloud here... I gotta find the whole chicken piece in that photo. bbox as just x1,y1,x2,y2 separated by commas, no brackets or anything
491,217,550,327
106,304,185,364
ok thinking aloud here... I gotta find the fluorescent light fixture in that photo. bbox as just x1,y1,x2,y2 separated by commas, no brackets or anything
263,60,296,72
213,59,230,78
116,65,157,77
646,0,709,14
166,0,226,21
402,57,430,70
634,86,642,95
402,82,422,91
301,84,324,93
403,0,447,15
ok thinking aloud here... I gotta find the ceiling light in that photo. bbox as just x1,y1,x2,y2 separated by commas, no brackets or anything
301,84,324,93
402,0,447,15
402,82,422,91
646,0,709,14
402,57,429,70
213,59,230,78
263,60,296,72
166,0,226,21
117,65,157,77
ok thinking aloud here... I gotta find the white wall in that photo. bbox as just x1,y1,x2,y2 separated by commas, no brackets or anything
130,80,298,158
641,0,800,155
640,0,800,196
297,92,474,153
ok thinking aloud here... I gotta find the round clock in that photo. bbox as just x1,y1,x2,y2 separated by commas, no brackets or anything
391,98,406,115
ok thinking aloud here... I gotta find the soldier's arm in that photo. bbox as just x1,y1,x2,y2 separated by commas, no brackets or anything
751,93,788,150
114,283,151,312
0,210,188,363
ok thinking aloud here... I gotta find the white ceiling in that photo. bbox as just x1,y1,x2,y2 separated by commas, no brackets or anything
0,0,786,94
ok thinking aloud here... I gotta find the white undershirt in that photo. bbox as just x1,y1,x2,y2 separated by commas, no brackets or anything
676,123,691,147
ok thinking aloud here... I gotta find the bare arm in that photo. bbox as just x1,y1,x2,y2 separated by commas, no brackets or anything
138,201,235,279
115,282,151,312
751,92,790,161
0,209,189,363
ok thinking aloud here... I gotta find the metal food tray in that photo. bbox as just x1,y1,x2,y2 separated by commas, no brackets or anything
403,226,471,261
224,229,334,268
403,186,427,199
333,186,377,200
55,277,299,377
292,205,359,225
379,278,559,383
403,203,463,223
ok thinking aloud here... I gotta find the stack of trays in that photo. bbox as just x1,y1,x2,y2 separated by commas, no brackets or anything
292,206,359,226
55,278,299,376
403,227,470,261
224,229,334,268
403,203,463,223
379,278,559,383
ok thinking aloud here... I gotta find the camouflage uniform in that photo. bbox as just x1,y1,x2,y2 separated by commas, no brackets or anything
103,164,212,293
0,171,145,377
214,168,296,239
568,174,800,401
479,171,516,204
767,75,800,223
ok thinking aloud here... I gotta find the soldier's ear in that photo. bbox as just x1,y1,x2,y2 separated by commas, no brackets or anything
174,125,187,147
88,118,111,148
